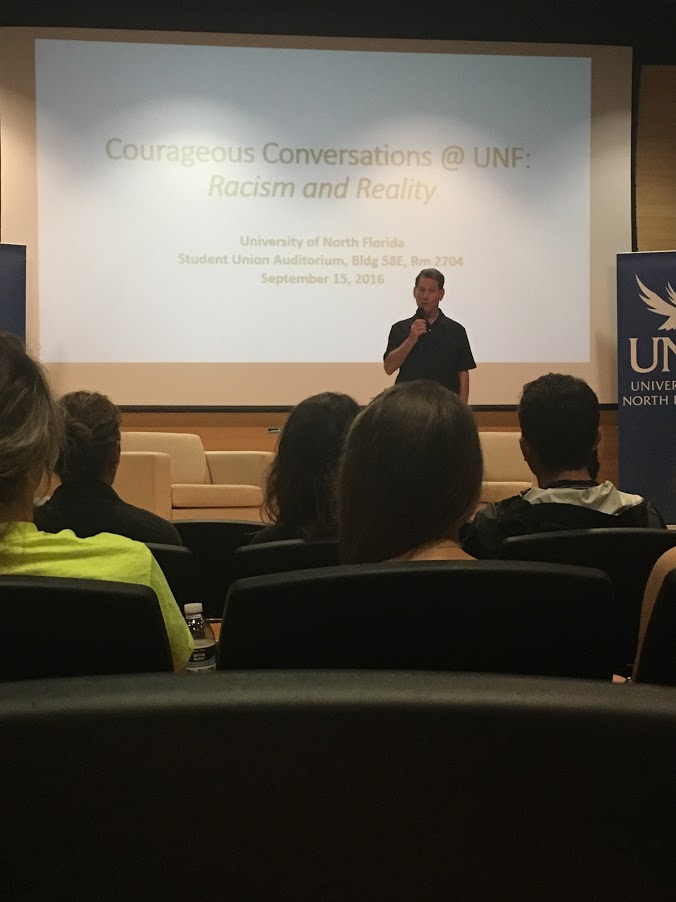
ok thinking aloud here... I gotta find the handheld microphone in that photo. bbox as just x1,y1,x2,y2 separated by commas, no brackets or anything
415,307,431,333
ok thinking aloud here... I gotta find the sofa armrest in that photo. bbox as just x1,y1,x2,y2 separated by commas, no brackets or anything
114,452,172,520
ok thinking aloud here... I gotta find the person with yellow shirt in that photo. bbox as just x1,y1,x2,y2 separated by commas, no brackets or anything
0,332,192,671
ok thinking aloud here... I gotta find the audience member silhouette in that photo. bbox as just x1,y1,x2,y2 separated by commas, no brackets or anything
0,334,191,670
252,391,360,544
461,373,666,558
338,380,482,563
35,390,181,545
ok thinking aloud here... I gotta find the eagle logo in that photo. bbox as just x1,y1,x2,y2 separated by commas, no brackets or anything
636,276,676,331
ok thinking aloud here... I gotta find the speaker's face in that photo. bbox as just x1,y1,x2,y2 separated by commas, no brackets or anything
413,277,444,319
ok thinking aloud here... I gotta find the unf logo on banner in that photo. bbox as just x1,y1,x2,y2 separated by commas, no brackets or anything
628,278,676,375
617,251,676,524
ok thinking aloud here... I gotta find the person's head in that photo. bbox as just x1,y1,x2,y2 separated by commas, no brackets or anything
414,268,445,319
0,332,63,514
337,380,483,563
517,374,601,480
263,392,360,539
55,391,122,485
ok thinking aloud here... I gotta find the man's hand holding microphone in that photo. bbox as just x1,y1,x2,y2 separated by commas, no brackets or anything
410,308,430,342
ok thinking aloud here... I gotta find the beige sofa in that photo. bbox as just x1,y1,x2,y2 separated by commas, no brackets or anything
120,433,274,521
478,432,533,507
47,429,529,523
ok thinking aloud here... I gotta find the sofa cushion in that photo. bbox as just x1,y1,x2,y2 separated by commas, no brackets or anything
170,508,263,523
171,484,262,509
206,451,274,487
121,432,210,485
480,432,533,483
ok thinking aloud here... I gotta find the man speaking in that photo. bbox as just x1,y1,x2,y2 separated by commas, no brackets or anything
383,268,476,403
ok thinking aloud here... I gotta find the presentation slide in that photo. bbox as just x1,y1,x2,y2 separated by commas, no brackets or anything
0,30,631,405
34,39,590,369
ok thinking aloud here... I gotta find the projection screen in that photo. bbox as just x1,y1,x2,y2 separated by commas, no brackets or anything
0,28,632,406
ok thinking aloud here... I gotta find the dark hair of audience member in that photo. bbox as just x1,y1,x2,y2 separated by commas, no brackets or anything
263,392,361,539
0,332,63,515
337,380,483,563
518,373,600,471
55,391,121,483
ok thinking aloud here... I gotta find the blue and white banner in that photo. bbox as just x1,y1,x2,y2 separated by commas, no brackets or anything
0,243,26,340
617,251,676,524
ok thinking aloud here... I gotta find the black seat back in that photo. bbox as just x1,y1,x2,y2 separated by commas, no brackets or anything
146,542,198,612
3,671,674,901
634,568,676,685
0,576,172,680
231,538,339,581
500,528,676,672
173,520,265,617
218,561,615,679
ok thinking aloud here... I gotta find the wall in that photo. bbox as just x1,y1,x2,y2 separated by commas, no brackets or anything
636,66,676,251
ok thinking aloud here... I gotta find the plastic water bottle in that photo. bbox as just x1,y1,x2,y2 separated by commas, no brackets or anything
184,603,217,673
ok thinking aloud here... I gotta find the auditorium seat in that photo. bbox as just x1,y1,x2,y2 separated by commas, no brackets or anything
633,547,676,685
500,528,676,674
231,538,339,581
3,671,674,901
146,542,198,613
218,561,615,678
0,576,172,680
478,431,533,507
173,519,266,618
121,432,273,521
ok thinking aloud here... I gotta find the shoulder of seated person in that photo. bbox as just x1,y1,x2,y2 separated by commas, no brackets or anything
62,529,150,553
474,494,526,519
126,506,181,537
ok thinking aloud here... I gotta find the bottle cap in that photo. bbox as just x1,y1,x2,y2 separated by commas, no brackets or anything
184,603,203,615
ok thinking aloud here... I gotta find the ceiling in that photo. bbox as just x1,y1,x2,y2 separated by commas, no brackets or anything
1,1,675,64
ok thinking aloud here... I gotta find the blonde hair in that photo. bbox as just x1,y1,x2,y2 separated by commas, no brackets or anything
0,333,63,507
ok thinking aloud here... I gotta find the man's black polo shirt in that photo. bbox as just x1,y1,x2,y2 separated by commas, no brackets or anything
384,309,476,394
